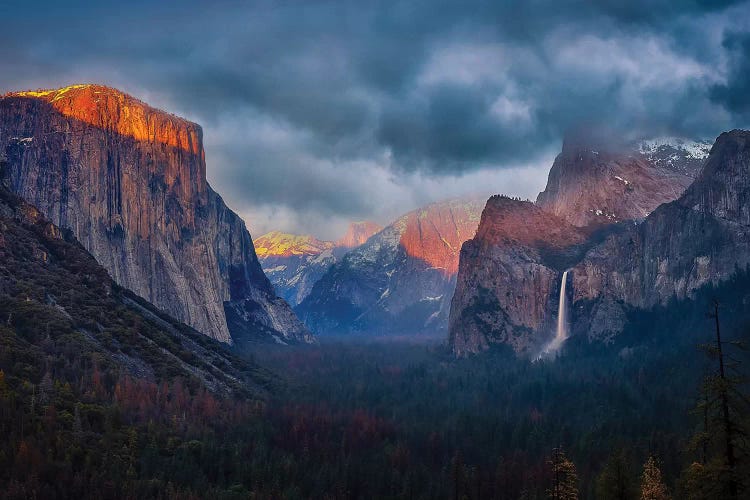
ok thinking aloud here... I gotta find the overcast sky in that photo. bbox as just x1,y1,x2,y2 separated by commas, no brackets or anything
1,0,749,239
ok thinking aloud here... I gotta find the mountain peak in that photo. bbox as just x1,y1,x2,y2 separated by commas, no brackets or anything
4,84,202,155
679,129,750,225
397,197,485,276
537,133,705,227
254,231,335,258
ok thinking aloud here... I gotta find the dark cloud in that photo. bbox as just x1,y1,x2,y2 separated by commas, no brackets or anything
711,31,750,116
0,0,748,236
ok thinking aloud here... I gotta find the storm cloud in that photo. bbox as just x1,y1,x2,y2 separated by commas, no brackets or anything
1,0,748,238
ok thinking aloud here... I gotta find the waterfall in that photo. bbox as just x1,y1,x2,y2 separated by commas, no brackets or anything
555,270,569,343
538,270,570,359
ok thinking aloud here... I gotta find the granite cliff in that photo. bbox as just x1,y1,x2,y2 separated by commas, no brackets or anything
571,130,750,340
0,84,312,346
0,174,273,397
448,196,589,355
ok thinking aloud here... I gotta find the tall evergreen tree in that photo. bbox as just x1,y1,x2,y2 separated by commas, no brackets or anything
547,447,578,500
640,456,670,500
684,301,749,498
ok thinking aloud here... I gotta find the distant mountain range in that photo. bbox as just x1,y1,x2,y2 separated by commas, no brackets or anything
296,197,487,336
253,221,383,306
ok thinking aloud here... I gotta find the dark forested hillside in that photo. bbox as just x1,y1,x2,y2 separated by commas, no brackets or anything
0,174,281,497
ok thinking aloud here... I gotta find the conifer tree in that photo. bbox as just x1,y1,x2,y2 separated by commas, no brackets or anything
682,300,749,498
640,456,670,500
547,447,578,500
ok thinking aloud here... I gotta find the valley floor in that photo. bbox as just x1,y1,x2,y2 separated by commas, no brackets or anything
248,270,750,498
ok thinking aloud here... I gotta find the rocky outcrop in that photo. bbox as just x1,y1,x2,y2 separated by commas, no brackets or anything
297,197,485,336
449,133,725,356
537,136,707,227
0,84,312,345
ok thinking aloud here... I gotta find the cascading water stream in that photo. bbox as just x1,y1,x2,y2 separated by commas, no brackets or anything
538,270,570,358
555,270,569,344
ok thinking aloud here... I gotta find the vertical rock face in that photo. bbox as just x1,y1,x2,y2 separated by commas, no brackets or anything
448,197,587,356
0,179,273,398
449,133,724,356
297,197,485,336
0,84,312,345
537,136,707,227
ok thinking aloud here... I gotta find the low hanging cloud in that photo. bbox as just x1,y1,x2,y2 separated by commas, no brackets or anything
1,0,748,238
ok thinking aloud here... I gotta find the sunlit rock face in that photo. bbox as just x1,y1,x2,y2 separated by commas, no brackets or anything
254,222,383,307
255,232,337,259
0,84,312,345
449,133,737,356
297,197,486,336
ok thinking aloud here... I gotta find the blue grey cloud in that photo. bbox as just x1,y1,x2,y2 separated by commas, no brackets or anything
0,0,748,237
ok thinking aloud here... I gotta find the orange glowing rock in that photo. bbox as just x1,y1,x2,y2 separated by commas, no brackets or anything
396,198,485,276
254,231,335,258
10,85,203,156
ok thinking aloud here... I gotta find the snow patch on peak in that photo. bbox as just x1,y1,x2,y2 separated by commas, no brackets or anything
638,137,711,160
637,136,712,176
